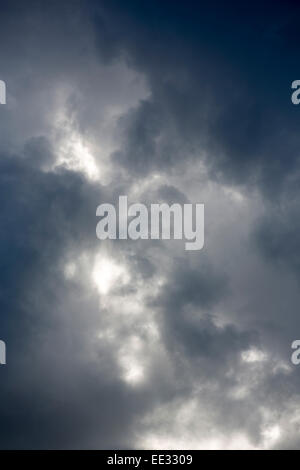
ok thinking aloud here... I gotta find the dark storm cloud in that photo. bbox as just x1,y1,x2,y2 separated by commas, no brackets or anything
91,0,300,195
91,3,300,435
0,1,180,448
1,0,300,450
255,198,300,277
0,0,159,448
0,149,171,449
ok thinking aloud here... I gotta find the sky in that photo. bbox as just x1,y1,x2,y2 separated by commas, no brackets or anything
0,0,300,449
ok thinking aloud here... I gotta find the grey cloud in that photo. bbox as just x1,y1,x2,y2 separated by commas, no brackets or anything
92,1,300,196
1,0,300,451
